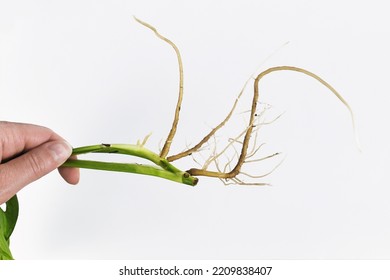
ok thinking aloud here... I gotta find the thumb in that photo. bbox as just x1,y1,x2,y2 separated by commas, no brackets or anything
0,140,72,203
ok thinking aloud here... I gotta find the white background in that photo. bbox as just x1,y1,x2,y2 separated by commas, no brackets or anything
1,0,389,259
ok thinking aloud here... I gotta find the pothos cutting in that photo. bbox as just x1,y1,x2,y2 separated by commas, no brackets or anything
0,17,358,259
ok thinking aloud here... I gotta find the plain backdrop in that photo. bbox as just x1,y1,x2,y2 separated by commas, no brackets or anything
1,0,389,259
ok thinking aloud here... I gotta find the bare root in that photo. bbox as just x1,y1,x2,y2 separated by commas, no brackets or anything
186,66,357,185
135,18,357,186
134,17,184,159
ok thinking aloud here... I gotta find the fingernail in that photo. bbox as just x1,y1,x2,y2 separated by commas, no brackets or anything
49,141,73,163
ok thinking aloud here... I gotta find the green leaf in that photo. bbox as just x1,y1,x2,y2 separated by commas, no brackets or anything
0,195,19,260
4,195,19,240
0,207,13,259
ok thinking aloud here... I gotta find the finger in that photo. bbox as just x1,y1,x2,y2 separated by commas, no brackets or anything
0,121,64,162
58,155,80,185
0,140,72,204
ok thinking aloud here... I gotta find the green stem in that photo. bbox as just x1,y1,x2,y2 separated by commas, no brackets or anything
71,144,181,173
63,144,198,186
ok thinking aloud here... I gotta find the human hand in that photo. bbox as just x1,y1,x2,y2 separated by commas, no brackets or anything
0,121,79,204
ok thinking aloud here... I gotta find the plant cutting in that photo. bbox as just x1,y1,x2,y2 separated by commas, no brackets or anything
0,17,357,259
